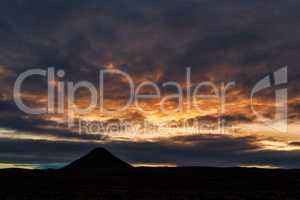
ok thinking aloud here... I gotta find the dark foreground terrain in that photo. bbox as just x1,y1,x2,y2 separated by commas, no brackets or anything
1,148,300,200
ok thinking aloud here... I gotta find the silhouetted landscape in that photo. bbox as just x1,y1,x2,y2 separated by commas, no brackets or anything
0,148,299,200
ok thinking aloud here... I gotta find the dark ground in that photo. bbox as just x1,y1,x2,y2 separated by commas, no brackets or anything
1,167,300,200
1,148,300,200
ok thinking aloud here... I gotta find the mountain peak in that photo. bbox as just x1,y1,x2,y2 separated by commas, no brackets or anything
89,147,112,156
63,148,132,171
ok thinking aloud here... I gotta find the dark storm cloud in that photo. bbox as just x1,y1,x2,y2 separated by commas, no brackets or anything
0,138,96,163
0,0,298,102
0,99,21,113
184,114,254,126
1,0,300,83
0,100,106,140
1,135,300,168
289,141,300,147
0,115,105,140
107,135,260,167
288,103,300,121
0,0,300,168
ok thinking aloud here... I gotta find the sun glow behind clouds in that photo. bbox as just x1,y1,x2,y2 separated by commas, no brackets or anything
0,163,65,169
257,140,300,151
239,164,279,169
132,163,177,167
0,163,38,169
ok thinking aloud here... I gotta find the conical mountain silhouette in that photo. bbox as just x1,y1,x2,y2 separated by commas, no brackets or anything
63,148,132,171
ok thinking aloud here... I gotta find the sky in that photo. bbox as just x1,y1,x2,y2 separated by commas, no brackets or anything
0,0,300,169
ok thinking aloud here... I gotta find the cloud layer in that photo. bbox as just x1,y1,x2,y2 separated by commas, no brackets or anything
0,0,300,168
